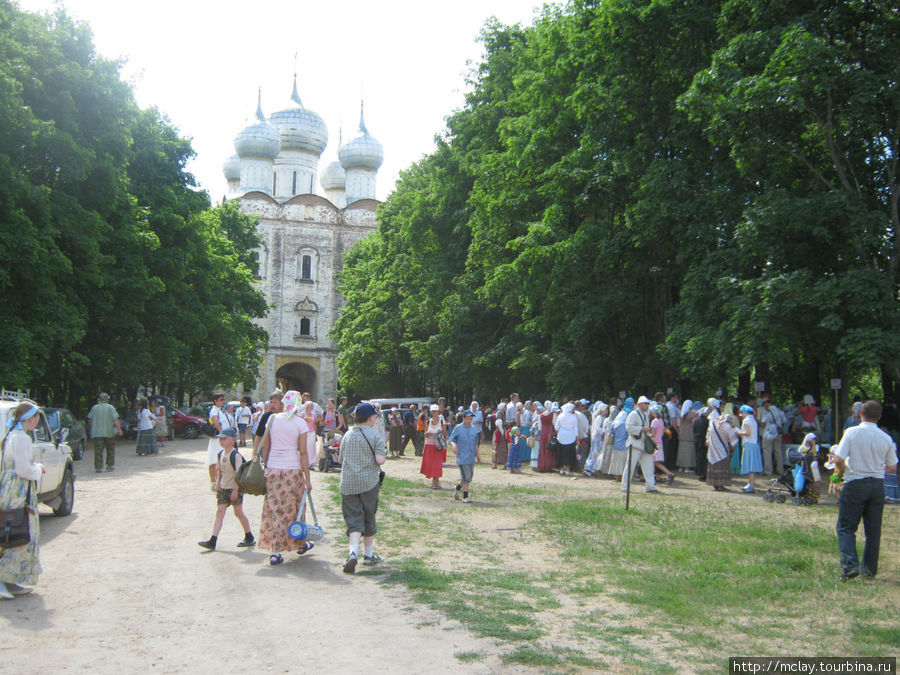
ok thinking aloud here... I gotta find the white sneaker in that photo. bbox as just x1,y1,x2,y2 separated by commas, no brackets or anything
0,582,13,600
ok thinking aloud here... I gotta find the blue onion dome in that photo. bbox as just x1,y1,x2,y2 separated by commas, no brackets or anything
269,76,328,156
222,154,241,181
339,101,383,170
320,159,346,190
234,90,280,159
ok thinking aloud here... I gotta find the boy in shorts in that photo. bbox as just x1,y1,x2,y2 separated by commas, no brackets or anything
198,428,255,550
450,410,481,503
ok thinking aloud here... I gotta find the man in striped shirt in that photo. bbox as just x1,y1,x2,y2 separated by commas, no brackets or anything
832,400,898,581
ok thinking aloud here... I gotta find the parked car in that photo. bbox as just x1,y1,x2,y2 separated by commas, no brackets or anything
43,407,87,460
169,407,205,439
0,396,75,516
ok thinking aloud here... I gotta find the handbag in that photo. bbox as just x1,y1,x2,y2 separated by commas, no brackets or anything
548,434,559,452
200,422,217,437
0,442,33,549
235,417,272,495
288,489,324,541
643,434,657,455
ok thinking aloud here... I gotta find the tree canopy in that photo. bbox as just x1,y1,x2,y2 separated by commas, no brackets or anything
333,0,900,409
0,1,267,412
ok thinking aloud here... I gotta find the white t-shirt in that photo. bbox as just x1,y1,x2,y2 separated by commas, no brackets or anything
137,408,156,431
236,406,252,425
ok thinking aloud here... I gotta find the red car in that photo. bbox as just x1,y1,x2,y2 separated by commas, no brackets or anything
169,407,206,439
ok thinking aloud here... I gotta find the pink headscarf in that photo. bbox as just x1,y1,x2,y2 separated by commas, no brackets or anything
281,390,302,418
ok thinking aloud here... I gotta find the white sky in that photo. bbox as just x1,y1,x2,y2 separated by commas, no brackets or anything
17,0,550,202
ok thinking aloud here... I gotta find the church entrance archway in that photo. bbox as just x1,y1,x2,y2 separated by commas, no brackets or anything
275,362,317,396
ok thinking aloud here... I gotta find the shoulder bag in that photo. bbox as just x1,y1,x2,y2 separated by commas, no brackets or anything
0,440,34,549
359,427,386,486
235,417,271,495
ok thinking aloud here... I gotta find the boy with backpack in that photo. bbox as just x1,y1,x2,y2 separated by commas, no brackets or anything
198,427,255,550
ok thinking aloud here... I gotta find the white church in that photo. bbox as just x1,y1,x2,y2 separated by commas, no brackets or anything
224,77,382,403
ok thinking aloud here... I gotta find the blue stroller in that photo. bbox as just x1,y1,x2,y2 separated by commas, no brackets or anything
763,446,819,505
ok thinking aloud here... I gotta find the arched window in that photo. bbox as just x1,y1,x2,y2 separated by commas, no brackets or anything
296,248,318,283
292,171,297,195
300,317,311,335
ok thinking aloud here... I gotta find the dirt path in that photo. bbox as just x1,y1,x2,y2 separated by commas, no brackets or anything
0,437,519,673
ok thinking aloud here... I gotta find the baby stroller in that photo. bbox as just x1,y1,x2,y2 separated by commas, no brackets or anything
763,446,820,505
318,430,343,473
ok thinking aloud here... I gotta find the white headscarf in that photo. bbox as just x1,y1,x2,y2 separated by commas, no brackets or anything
681,399,693,418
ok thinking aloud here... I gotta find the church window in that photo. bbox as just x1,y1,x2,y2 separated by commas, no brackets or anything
272,173,277,195
301,255,312,279
300,317,311,335
292,171,297,195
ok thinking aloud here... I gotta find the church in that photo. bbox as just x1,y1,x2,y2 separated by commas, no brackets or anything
223,77,382,403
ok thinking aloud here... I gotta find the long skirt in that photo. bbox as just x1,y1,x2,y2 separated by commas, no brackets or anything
740,441,763,474
608,447,628,476
136,428,158,455
556,441,577,469
0,472,41,585
155,419,167,438
259,468,305,553
420,443,444,479
677,438,695,468
508,439,522,469
493,437,508,467
707,456,732,488
389,425,404,455
530,435,540,468
537,433,556,472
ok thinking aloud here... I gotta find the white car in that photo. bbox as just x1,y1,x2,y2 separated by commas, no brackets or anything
0,397,75,517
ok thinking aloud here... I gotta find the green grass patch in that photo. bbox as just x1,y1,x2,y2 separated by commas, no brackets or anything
454,651,484,663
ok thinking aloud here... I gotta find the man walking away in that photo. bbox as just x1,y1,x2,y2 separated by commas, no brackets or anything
831,400,898,581
87,393,123,473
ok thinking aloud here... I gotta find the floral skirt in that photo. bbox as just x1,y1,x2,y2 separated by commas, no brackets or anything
0,472,41,585
259,469,306,553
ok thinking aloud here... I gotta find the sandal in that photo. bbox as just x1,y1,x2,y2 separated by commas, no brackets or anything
269,553,283,566
297,541,315,555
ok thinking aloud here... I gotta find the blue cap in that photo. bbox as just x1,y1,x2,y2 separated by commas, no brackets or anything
355,402,377,419
739,404,755,415
217,427,237,438
463,410,475,417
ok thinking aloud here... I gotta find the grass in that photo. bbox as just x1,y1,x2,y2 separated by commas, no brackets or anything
323,470,899,671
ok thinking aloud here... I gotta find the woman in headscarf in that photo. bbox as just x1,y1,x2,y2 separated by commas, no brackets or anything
537,401,557,472
258,390,313,565
736,404,763,493
301,400,318,469
605,404,626,479
650,405,676,485
529,402,542,469
0,402,45,598
492,403,508,469
517,401,532,472
706,412,738,491
554,402,579,476
583,402,609,477
676,400,696,472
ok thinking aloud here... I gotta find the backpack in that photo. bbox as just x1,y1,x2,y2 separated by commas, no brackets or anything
612,412,629,450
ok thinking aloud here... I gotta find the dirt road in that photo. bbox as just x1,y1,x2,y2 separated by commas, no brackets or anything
0,437,512,673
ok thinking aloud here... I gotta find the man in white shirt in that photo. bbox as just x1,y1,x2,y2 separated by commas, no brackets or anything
832,400,898,581
759,398,787,475
623,396,658,493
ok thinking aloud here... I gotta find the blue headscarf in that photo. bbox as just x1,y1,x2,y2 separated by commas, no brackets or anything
5,403,38,431
623,397,635,414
